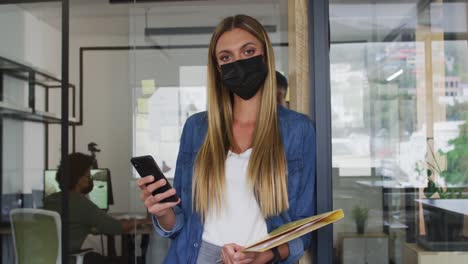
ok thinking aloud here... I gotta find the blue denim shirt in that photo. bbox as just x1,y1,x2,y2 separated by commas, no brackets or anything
153,106,316,264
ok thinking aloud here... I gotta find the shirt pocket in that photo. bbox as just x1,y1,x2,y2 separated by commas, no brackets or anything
287,158,304,201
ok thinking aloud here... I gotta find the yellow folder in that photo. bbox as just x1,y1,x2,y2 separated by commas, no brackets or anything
243,209,344,252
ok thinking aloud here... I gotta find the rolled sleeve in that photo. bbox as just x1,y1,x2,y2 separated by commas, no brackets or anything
152,206,185,238
283,237,304,264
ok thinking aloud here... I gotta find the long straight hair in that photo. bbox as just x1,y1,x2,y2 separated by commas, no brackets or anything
192,15,288,221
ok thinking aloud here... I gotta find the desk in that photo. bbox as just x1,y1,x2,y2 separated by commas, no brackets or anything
356,180,425,189
403,243,468,264
415,198,468,251
120,224,152,264
416,199,468,216
108,214,152,264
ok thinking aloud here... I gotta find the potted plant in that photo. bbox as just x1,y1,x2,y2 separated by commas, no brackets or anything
352,206,369,234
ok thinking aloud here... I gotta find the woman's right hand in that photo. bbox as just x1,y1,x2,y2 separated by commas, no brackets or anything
137,176,180,218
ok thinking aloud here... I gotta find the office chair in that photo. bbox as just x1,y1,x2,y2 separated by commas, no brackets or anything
10,208,91,264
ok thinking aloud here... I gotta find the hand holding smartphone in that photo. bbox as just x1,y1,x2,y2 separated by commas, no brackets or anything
131,155,179,203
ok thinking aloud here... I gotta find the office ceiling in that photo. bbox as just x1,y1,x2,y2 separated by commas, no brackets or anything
15,0,454,43
17,0,286,36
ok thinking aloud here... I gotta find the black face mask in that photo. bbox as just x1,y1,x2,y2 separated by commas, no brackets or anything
220,55,268,100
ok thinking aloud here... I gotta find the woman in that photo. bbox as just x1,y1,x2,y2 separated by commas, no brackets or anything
137,14,316,264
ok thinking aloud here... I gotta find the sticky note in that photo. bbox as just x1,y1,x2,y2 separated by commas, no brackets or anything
141,79,156,95
138,98,148,113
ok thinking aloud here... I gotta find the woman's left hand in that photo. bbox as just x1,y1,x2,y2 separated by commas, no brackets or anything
221,243,272,264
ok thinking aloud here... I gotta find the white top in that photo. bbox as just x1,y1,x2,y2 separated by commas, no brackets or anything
202,148,268,246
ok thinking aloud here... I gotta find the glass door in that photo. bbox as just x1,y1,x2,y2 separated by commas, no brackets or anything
330,0,468,263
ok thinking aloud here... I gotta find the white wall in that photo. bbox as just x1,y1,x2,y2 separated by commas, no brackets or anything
47,33,134,213
81,50,133,213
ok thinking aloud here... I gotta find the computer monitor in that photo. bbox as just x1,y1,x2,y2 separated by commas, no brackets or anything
44,169,113,210
88,169,110,210
102,169,114,206
44,170,60,197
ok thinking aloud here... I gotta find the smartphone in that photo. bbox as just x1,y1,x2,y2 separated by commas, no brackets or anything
131,155,179,203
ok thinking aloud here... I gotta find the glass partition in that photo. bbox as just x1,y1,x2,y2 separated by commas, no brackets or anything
330,0,468,263
0,0,313,263
0,1,62,263
66,0,291,263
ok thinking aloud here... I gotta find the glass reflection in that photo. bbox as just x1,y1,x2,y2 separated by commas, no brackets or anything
330,0,468,263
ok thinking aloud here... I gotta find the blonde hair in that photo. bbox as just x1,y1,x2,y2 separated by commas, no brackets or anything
193,15,288,221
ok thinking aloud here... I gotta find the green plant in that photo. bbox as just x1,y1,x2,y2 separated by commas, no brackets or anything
352,205,369,234
416,102,468,199
440,116,468,187
419,123,467,199
352,206,369,223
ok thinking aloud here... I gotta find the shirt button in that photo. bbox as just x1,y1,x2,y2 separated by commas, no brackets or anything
194,242,198,248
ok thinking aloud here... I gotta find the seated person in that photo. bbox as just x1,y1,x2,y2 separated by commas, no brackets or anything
44,152,145,264
276,71,289,108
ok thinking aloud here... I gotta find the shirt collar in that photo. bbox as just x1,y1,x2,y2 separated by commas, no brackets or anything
227,148,252,158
